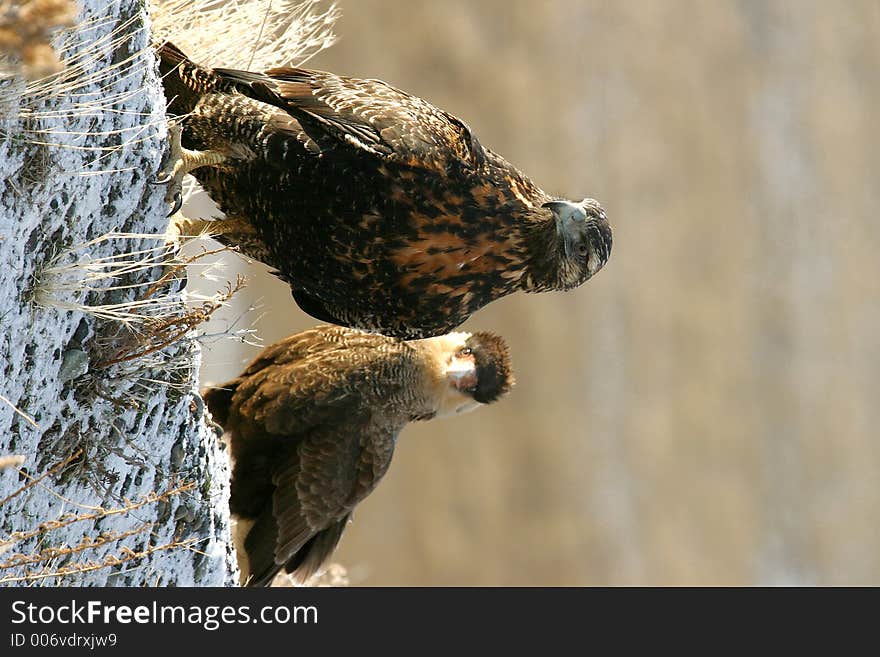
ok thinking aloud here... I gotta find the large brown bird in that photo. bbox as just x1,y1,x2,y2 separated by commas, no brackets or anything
203,325,513,586
157,43,612,338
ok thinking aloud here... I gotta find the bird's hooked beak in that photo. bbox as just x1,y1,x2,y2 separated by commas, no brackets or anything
543,200,587,259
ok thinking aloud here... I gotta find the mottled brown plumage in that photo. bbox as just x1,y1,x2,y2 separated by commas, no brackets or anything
203,325,513,586
158,43,611,338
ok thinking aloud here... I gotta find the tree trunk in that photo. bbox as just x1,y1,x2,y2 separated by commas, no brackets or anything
0,0,237,586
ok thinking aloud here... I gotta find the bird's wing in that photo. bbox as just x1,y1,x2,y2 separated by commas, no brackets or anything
203,325,358,426
244,495,351,587
237,325,359,376
271,415,397,575
290,288,346,327
228,327,410,439
232,359,364,438
213,66,486,173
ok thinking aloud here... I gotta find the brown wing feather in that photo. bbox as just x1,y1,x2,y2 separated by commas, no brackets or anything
213,66,485,172
237,325,356,375
258,414,394,584
274,420,366,550
213,327,393,438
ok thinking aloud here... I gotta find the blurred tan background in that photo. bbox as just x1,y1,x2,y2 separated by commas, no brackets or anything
187,0,880,585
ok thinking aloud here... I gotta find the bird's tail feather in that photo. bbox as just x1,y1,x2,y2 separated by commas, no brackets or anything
156,41,189,69
243,506,283,587
243,510,350,588
156,41,225,116
284,514,350,585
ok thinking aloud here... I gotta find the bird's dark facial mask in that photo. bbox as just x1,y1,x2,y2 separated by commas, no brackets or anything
464,332,514,404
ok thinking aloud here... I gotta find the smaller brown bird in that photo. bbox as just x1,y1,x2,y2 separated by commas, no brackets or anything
203,325,513,586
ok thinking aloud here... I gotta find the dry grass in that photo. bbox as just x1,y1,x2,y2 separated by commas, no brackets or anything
0,0,78,79
9,8,162,173
151,0,339,70
94,275,245,369
4,0,338,177
0,478,197,582
33,230,254,412
1,524,152,569
0,535,197,583
34,231,240,323
2,481,195,544
0,394,40,430
0,449,82,509
271,562,350,587
0,455,25,471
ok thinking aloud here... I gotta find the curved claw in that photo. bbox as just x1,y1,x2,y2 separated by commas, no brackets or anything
151,171,174,186
167,190,183,217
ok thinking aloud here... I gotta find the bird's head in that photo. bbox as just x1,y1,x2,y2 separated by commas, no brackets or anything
542,198,612,290
419,331,514,418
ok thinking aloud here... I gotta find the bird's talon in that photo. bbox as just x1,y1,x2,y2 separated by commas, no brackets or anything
167,191,183,217
151,172,173,186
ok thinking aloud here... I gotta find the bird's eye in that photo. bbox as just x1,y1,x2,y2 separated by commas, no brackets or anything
577,243,589,257
457,347,472,357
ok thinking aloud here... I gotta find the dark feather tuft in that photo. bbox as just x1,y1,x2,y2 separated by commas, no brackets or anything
243,507,283,587
202,383,237,426
283,514,350,584
465,332,514,403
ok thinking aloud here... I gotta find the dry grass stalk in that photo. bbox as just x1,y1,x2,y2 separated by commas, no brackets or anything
0,448,83,508
0,393,41,430
0,455,25,470
151,0,338,70
0,536,198,583
2,481,195,544
0,523,151,569
0,481,196,573
0,0,78,79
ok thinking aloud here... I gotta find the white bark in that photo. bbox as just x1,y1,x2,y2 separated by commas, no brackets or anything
0,0,237,586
